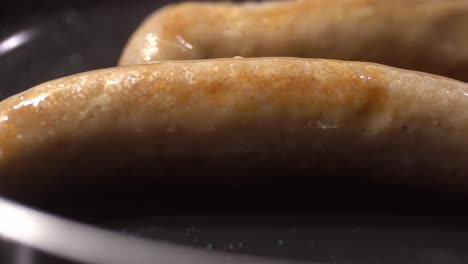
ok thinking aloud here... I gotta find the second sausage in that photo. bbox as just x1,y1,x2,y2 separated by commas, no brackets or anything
119,0,468,82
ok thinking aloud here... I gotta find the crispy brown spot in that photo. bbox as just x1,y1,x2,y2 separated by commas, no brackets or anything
357,85,388,117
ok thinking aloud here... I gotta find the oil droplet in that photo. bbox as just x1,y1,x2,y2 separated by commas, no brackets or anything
206,243,213,250
316,121,337,130
126,76,137,85
13,94,47,109
353,74,371,81
16,134,23,140
359,74,371,80
167,127,176,133
278,239,284,246
105,79,120,86
143,33,159,61
176,35,193,50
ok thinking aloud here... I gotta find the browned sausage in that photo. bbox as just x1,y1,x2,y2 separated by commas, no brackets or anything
1,58,468,195
119,0,468,82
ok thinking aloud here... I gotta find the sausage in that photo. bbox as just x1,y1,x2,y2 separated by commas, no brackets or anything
1,58,468,195
119,0,468,82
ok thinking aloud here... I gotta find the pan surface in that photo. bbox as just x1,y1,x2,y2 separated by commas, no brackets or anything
2,0,468,263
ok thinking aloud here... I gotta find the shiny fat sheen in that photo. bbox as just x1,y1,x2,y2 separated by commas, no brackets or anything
1,58,468,194
119,0,468,82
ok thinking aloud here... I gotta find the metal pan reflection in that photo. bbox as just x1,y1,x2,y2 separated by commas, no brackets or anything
0,197,312,264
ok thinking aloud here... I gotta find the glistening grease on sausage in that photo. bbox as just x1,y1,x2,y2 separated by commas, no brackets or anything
119,0,468,82
1,58,468,195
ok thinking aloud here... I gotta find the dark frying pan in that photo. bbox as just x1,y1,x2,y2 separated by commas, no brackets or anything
2,0,468,263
